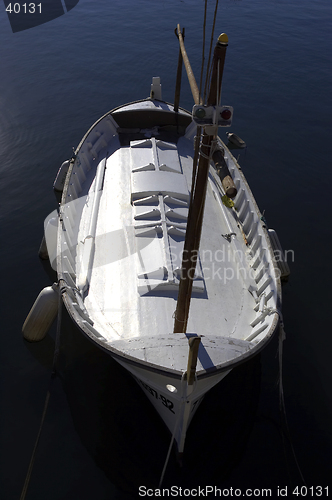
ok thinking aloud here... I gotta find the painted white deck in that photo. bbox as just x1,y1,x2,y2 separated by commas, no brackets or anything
73,135,266,373
59,100,280,377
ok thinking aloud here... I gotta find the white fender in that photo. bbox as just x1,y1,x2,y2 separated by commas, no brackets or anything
38,211,59,268
44,213,58,270
38,235,49,260
53,160,70,194
268,228,291,281
22,284,59,342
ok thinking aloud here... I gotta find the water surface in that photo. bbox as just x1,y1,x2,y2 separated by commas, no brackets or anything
1,1,331,498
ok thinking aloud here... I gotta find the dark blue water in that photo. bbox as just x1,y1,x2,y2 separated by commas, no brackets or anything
1,1,332,498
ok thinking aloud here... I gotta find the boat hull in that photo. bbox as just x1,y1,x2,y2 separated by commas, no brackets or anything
115,357,231,453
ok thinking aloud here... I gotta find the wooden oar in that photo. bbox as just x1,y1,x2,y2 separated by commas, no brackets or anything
174,26,185,112
176,24,201,105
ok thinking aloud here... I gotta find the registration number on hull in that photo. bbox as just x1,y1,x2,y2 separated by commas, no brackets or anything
136,378,175,414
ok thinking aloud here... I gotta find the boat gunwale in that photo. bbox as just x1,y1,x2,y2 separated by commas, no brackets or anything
61,288,280,380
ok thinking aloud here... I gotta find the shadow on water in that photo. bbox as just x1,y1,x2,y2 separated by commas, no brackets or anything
28,305,262,495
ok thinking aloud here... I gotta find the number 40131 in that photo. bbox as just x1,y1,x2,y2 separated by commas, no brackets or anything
6,3,42,14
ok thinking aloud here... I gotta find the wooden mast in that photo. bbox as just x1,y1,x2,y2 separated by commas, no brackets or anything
173,31,229,334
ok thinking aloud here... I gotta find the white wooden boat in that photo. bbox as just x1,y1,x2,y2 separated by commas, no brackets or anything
24,30,288,458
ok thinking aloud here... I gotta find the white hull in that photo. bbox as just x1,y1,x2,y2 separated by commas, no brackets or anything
53,96,281,453
116,357,231,453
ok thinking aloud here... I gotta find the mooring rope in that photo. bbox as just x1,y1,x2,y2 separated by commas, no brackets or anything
19,280,65,500
199,0,208,100
262,308,306,486
19,389,51,500
276,314,307,486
